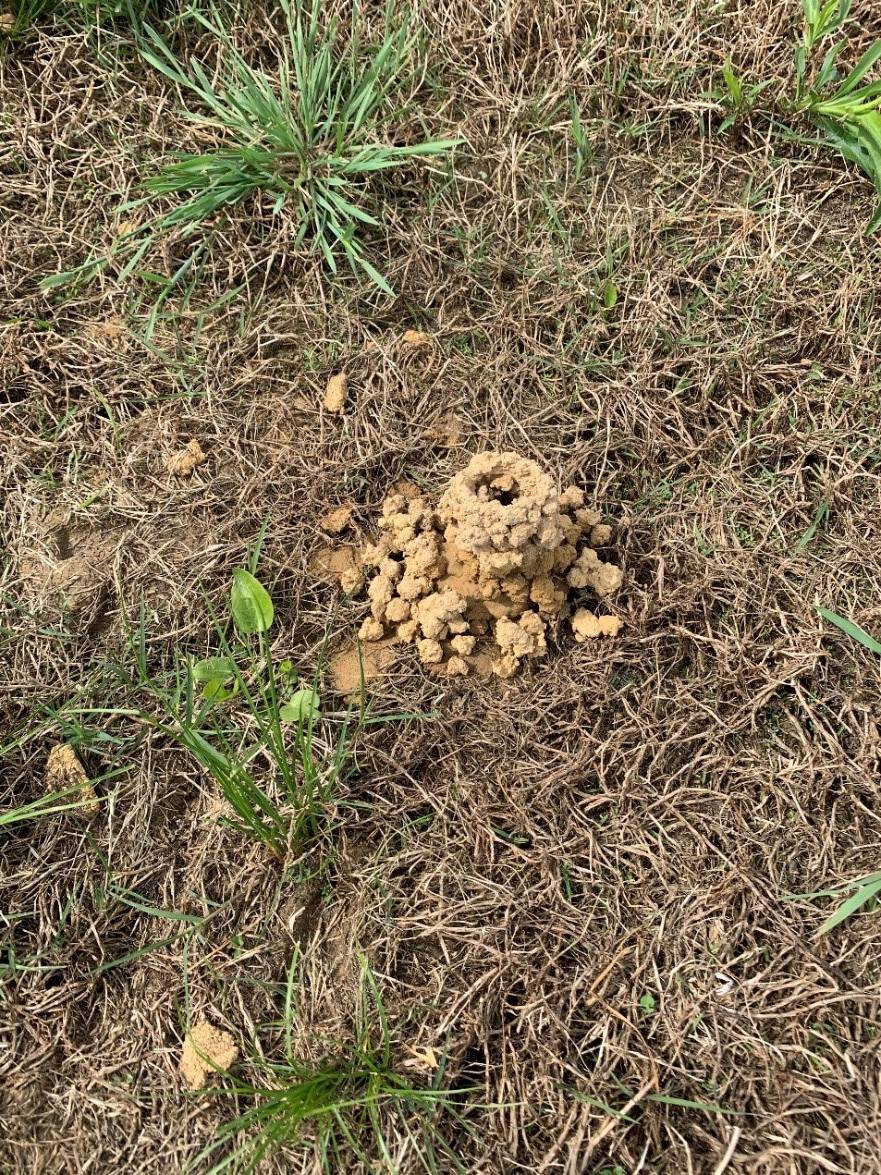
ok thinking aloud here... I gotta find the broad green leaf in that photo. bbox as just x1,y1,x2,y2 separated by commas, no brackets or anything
202,679,235,704
837,39,881,96
230,569,275,634
817,605,881,655
795,44,807,83
602,279,618,309
277,659,297,685
817,875,881,934
192,656,237,682
279,688,321,724
816,37,846,88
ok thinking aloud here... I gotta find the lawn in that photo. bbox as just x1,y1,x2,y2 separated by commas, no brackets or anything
3,1,881,1171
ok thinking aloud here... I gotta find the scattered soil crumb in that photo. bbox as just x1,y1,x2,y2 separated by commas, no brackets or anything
324,371,348,413
309,544,365,594
341,451,622,680
0,12,15,30
45,744,99,816
166,439,206,476
91,317,125,341
391,479,421,498
321,504,355,534
330,639,398,696
402,329,430,349
179,1020,238,1090
405,1044,441,1073
572,610,623,641
423,413,462,448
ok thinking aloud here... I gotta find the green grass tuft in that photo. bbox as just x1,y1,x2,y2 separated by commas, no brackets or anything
42,0,459,298
198,956,476,1173
796,0,881,232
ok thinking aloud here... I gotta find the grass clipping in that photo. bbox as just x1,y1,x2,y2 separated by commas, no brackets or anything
354,451,622,679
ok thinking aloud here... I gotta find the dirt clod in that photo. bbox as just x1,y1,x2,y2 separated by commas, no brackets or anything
330,638,397,695
165,439,206,476
310,544,365,594
179,1020,238,1090
571,610,623,641
422,413,462,448
350,451,622,678
323,371,348,413
44,744,99,816
321,504,355,534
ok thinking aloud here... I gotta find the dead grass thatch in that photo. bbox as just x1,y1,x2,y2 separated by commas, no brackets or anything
3,1,881,1171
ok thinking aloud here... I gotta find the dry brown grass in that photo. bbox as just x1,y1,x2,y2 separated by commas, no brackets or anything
3,1,881,1171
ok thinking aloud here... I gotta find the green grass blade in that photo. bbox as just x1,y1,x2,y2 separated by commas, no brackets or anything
644,1093,737,1115
836,39,881,96
817,875,881,934
817,605,881,654
0,787,96,826
795,499,829,551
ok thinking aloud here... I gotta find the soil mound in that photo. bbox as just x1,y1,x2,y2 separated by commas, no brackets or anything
356,451,622,678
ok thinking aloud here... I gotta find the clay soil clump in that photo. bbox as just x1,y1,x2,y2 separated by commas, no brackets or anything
352,451,622,679
179,1020,238,1091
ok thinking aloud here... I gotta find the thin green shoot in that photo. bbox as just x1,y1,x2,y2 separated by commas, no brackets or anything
795,499,829,551
0,785,97,827
568,96,594,180
793,605,881,933
787,870,881,935
713,61,773,132
816,873,881,934
565,1082,736,1121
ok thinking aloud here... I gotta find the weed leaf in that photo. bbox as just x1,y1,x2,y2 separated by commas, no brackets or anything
192,656,237,682
279,688,321,724
230,569,274,635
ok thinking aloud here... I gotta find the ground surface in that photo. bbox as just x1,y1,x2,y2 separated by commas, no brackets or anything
3,2,881,1172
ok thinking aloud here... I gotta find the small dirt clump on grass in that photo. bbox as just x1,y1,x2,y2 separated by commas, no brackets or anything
165,439,207,476
320,503,355,534
323,371,348,413
44,744,99,816
179,1020,238,1091
355,451,622,678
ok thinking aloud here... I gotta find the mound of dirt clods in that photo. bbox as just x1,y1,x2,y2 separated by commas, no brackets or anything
352,451,623,679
